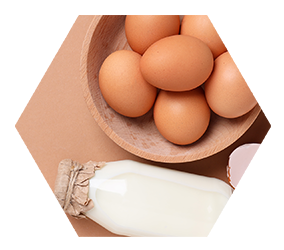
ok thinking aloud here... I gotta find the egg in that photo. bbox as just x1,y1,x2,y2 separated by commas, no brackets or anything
140,35,214,92
180,15,271,58
99,50,157,118
204,51,258,118
153,88,211,145
125,15,180,55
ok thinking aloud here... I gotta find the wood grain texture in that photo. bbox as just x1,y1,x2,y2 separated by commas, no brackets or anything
80,15,261,163
15,15,270,237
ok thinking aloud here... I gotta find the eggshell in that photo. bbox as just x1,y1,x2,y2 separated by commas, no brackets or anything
140,35,214,92
180,15,271,58
204,52,257,118
125,15,180,55
99,50,157,118
227,143,271,191
153,88,211,145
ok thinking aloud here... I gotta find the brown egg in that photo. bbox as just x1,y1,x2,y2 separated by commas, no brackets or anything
205,51,260,118
99,50,157,118
125,15,180,55
180,15,271,58
140,35,214,92
153,88,211,145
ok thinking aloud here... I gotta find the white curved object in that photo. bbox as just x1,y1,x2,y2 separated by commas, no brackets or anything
227,143,271,190
86,160,233,237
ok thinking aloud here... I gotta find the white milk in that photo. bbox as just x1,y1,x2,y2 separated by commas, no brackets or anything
86,160,232,237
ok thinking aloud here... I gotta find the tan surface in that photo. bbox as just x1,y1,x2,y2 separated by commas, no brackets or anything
16,15,270,237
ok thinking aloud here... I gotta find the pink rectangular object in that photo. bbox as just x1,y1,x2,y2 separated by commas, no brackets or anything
227,144,271,190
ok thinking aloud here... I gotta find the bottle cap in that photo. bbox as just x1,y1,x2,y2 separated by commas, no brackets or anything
54,159,105,219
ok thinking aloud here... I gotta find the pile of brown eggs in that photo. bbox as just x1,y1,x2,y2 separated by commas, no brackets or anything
98,15,258,145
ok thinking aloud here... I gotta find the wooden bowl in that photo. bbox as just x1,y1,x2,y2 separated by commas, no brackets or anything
80,15,261,163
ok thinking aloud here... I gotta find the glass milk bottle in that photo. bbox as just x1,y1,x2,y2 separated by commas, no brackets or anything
54,159,233,237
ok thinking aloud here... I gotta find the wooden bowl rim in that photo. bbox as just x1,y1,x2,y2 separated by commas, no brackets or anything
80,15,261,163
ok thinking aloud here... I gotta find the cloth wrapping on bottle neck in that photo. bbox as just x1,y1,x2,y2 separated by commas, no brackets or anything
54,159,105,219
